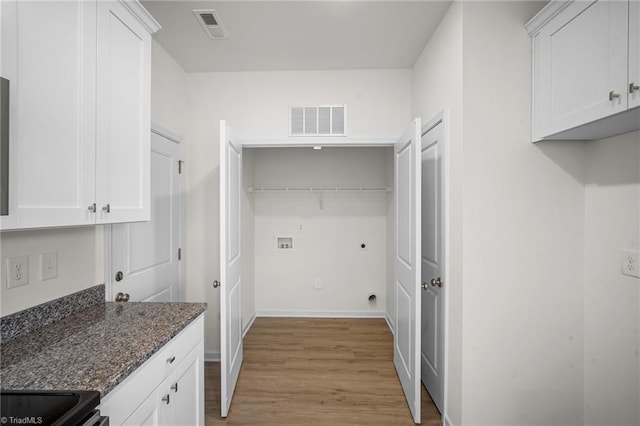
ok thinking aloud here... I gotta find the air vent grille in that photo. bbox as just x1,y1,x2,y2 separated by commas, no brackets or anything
193,9,228,40
289,105,347,137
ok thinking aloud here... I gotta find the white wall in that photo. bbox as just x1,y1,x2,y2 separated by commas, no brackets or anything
0,227,97,315
250,147,391,315
411,2,463,423
460,2,586,425
185,69,411,355
150,39,188,136
583,130,640,426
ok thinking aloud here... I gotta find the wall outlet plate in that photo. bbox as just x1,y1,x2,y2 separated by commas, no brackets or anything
7,255,29,288
621,249,639,278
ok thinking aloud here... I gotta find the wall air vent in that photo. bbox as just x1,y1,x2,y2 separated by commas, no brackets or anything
289,105,346,137
193,9,228,40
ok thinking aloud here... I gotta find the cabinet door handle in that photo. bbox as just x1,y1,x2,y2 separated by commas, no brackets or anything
167,355,176,364
88,203,96,212
102,204,110,213
630,83,640,93
609,91,620,101
161,394,170,405
171,382,178,393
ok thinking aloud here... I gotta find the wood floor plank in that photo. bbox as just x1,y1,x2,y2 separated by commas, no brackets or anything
205,318,442,425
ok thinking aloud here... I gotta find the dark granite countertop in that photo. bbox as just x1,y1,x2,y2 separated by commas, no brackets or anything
0,301,207,397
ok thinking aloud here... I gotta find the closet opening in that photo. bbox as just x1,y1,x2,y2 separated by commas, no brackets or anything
241,146,394,319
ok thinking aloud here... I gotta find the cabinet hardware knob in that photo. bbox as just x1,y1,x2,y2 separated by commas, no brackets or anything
88,203,96,212
609,91,621,101
102,204,111,213
115,271,123,282
430,277,443,288
630,83,640,93
115,292,130,302
171,382,178,392
161,394,170,405
167,355,176,364
421,282,428,290
212,280,221,288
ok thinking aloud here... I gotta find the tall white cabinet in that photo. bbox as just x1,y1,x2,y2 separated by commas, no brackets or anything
0,0,160,230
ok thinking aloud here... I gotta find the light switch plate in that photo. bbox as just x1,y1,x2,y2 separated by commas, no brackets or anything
41,251,58,281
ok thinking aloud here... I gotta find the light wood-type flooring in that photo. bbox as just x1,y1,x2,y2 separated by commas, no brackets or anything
205,317,442,425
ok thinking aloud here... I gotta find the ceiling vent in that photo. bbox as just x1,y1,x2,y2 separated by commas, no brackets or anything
289,105,346,137
193,9,228,40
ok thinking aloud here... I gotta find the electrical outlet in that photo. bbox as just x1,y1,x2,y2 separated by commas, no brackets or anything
41,251,58,281
621,249,639,278
7,255,29,288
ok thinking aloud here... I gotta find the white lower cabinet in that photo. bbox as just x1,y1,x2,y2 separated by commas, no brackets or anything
124,343,203,426
100,315,205,426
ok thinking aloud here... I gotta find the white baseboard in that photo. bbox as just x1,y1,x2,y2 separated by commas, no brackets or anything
204,351,220,362
384,312,395,335
255,310,386,319
243,313,257,337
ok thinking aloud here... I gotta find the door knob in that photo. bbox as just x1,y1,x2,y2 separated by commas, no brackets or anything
212,280,221,288
115,292,130,302
430,277,442,288
421,282,429,290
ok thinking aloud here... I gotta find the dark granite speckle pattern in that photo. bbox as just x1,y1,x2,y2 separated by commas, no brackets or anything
1,284,105,343
0,302,207,397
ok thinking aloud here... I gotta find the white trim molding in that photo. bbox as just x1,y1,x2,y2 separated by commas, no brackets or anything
524,0,572,35
384,312,395,335
242,313,257,338
241,137,395,148
255,310,386,319
120,0,162,34
151,123,183,144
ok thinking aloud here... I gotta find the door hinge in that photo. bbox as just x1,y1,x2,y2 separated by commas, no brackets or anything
178,248,182,260
178,160,184,174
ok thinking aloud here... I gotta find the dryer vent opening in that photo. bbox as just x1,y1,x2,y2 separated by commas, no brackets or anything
368,293,377,307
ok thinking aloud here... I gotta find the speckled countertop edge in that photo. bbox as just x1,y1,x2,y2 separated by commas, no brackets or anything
0,301,207,397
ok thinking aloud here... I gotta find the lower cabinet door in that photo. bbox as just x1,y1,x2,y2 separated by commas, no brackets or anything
122,389,162,426
166,341,204,426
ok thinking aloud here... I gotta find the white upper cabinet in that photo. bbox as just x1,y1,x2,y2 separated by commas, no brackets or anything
0,0,97,229
527,0,640,141
629,0,640,109
0,0,159,230
96,1,153,224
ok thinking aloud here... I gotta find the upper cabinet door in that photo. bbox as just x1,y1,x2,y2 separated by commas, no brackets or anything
532,0,628,139
0,0,96,229
96,1,152,224
628,0,640,109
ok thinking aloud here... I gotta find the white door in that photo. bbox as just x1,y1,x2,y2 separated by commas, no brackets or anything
420,118,445,413
111,129,182,302
394,118,422,423
219,120,243,417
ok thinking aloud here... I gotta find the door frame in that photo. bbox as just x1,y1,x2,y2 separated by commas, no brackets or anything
421,110,450,426
104,123,185,301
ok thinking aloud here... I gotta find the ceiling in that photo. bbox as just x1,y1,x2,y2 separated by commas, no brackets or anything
142,1,453,72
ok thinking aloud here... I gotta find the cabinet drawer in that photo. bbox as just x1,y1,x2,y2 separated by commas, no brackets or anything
158,315,204,377
100,315,204,426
